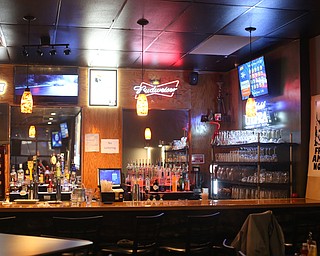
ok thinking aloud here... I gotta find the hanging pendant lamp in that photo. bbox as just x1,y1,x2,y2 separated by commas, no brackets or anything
136,18,149,116
29,125,36,138
245,26,257,117
144,127,151,140
20,16,35,114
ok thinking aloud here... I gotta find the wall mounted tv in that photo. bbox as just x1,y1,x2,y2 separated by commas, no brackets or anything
51,131,62,148
14,66,79,104
238,56,269,100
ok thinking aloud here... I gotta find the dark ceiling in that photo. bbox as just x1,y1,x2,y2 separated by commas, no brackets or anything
1,0,320,72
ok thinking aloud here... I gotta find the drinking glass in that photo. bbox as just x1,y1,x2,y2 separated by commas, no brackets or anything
85,188,93,206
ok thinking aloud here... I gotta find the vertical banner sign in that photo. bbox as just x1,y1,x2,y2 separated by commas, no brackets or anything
306,95,320,199
308,95,320,175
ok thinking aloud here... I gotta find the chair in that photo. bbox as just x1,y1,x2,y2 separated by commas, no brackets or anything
0,216,17,234
222,239,246,256
52,215,104,255
230,210,286,256
100,212,164,255
158,212,220,255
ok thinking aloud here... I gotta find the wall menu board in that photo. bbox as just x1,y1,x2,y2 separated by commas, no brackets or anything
89,69,117,106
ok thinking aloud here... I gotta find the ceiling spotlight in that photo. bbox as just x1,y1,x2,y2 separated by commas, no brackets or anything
49,47,56,56
64,45,71,55
22,47,28,57
36,47,43,56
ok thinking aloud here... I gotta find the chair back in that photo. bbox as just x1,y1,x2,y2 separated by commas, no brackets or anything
185,212,220,255
231,210,285,256
0,216,17,234
132,212,164,254
52,215,103,242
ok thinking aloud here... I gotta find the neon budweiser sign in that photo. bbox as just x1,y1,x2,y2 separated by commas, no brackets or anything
133,80,179,98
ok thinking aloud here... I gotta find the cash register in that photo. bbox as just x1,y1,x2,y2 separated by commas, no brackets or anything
98,168,124,203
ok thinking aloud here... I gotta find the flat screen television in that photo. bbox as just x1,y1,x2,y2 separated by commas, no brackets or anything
238,56,269,100
51,131,62,148
60,122,69,139
14,66,79,104
98,168,122,188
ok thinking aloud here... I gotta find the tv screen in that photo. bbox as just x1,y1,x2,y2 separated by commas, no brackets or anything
51,131,62,148
98,168,122,187
60,122,69,139
14,66,79,104
238,56,268,100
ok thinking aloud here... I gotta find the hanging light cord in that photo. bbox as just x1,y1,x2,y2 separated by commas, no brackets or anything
23,16,36,89
137,18,149,83
245,27,256,92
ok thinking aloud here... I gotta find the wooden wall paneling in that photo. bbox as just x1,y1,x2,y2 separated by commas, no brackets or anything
190,72,222,187
81,107,122,190
119,69,191,110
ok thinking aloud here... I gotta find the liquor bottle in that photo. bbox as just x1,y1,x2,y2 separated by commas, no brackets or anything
44,166,50,184
145,175,151,192
152,179,159,192
17,163,25,185
184,173,190,191
178,174,185,191
10,165,17,187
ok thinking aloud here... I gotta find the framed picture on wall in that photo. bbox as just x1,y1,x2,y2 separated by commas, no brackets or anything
89,69,117,106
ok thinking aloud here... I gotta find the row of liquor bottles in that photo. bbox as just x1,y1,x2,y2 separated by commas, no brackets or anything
125,161,192,193
9,154,78,195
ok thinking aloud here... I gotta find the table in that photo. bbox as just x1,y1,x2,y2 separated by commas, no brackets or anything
0,233,93,255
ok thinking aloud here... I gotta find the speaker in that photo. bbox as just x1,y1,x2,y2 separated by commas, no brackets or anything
189,72,198,85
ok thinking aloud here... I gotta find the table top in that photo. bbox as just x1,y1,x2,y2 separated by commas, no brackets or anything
0,233,93,256
1,198,320,213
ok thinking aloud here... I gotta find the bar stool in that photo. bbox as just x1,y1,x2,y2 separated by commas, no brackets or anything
100,212,164,255
158,212,220,255
222,239,246,256
0,216,17,234
52,215,104,255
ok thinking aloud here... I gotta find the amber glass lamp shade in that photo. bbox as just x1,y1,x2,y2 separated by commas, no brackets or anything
20,88,33,113
136,93,148,116
245,94,257,117
144,127,151,140
29,125,36,138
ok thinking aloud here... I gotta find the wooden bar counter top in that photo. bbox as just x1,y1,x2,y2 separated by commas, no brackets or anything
1,198,320,250
0,198,319,212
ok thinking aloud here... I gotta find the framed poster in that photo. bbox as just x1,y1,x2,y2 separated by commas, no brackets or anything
89,69,117,106
191,154,205,164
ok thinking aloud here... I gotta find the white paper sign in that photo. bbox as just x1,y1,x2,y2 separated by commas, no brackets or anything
85,134,100,152
101,139,119,154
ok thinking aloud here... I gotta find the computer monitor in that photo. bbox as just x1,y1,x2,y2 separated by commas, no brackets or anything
98,168,122,188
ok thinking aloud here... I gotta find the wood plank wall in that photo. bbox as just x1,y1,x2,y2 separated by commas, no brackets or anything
80,68,226,189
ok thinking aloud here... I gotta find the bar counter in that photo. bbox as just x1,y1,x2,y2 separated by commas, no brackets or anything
1,198,320,250
0,198,320,212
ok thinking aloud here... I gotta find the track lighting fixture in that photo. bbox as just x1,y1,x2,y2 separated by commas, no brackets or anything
22,43,71,56
49,47,57,56
64,45,71,55
22,47,28,57
36,47,43,56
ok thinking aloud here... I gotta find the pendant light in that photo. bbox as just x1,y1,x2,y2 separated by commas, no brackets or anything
136,18,149,116
144,127,151,140
245,26,257,118
20,16,35,114
29,125,36,138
